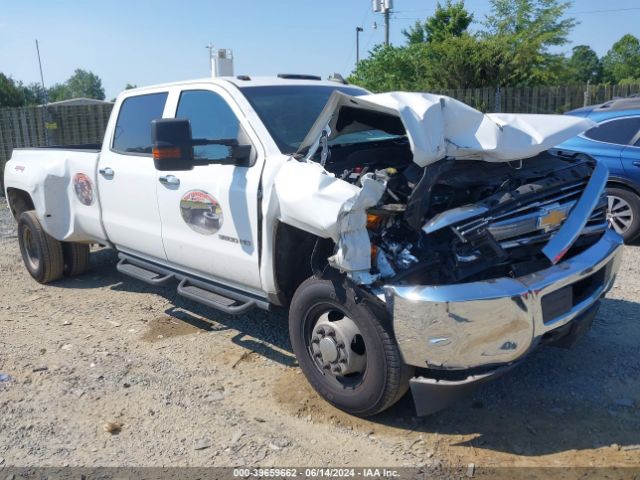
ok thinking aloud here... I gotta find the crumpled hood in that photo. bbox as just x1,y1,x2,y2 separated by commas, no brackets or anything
298,91,596,166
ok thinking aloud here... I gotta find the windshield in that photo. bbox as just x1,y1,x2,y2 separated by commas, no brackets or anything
239,85,369,153
329,129,403,146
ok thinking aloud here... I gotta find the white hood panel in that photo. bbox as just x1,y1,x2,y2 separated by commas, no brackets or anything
301,91,596,166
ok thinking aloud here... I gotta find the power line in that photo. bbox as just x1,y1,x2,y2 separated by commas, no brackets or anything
393,5,640,21
567,6,640,15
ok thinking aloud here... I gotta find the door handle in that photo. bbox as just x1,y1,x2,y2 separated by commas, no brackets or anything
159,175,180,186
633,161,640,168
99,167,114,177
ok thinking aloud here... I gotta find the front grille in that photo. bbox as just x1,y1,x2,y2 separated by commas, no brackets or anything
457,180,608,250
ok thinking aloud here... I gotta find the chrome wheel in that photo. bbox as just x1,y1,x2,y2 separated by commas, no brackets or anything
21,227,40,271
607,195,634,235
306,308,367,389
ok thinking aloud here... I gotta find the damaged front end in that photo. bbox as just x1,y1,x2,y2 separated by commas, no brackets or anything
273,91,624,414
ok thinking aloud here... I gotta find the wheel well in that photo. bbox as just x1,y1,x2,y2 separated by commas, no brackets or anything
274,222,325,305
607,180,640,197
6,188,35,220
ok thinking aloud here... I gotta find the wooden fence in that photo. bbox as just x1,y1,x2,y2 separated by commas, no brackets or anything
434,83,640,114
2,82,640,190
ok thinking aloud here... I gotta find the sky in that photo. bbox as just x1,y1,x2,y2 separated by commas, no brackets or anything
1,0,640,100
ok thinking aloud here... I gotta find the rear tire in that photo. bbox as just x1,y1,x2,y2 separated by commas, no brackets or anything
17,211,64,284
62,242,90,277
289,276,413,417
606,187,640,243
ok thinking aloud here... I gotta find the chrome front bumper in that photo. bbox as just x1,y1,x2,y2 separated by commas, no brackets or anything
384,228,623,370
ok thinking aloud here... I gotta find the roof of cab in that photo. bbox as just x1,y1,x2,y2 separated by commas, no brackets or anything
121,76,355,96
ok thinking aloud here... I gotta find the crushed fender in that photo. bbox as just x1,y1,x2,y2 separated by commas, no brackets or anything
273,160,386,283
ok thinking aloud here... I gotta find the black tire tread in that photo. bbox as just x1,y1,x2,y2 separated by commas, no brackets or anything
18,211,64,284
290,276,412,417
62,242,90,277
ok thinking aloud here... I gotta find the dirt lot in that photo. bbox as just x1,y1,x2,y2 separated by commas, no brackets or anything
0,196,639,472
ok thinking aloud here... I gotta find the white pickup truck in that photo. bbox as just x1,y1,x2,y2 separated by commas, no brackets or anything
3,75,624,417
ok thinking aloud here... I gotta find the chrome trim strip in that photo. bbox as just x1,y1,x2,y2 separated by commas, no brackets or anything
422,205,488,234
542,161,609,264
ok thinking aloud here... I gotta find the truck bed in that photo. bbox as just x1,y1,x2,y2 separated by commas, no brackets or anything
4,147,107,243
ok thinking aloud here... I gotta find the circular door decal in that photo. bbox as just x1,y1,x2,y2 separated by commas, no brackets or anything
73,173,94,206
180,190,223,235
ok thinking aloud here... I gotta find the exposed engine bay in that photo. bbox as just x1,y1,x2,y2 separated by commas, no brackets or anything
273,90,603,289
309,137,607,287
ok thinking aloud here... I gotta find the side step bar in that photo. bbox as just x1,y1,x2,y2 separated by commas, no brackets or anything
177,278,255,315
117,258,174,285
116,254,269,314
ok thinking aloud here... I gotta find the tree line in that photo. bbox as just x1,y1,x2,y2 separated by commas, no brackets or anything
349,0,640,92
0,69,136,107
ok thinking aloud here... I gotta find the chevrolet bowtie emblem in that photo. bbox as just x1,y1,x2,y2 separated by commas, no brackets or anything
538,208,568,231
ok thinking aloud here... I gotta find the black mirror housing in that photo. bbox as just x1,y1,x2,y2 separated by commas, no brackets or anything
151,119,194,171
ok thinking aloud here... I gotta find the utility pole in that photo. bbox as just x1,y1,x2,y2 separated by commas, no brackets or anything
35,39,50,146
356,27,363,64
35,39,47,104
384,7,390,46
373,0,393,46
206,42,215,76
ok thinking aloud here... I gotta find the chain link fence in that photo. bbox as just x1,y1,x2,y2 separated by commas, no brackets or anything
0,103,113,191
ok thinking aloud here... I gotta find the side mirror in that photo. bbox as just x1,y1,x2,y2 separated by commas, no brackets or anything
151,119,194,171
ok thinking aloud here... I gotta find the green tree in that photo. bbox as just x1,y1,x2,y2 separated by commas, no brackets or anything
567,45,602,83
48,69,105,101
48,83,72,102
602,34,640,83
65,69,105,99
0,73,26,107
21,83,48,105
124,83,138,90
402,1,473,44
481,0,576,86
348,44,428,92
484,0,575,46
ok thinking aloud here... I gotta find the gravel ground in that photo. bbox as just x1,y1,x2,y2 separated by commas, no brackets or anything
0,195,639,473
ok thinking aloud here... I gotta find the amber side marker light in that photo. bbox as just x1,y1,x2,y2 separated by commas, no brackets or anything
152,147,181,160
366,213,383,230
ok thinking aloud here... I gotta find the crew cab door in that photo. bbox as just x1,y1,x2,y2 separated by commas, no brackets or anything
155,87,263,290
97,92,170,260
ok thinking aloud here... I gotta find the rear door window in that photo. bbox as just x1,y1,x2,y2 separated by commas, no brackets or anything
112,92,168,155
584,117,640,146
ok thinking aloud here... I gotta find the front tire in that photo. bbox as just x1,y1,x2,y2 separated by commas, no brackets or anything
289,276,413,417
607,187,640,243
17,211,64,284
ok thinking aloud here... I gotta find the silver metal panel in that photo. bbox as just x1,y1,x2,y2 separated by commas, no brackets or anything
385,228,623,369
